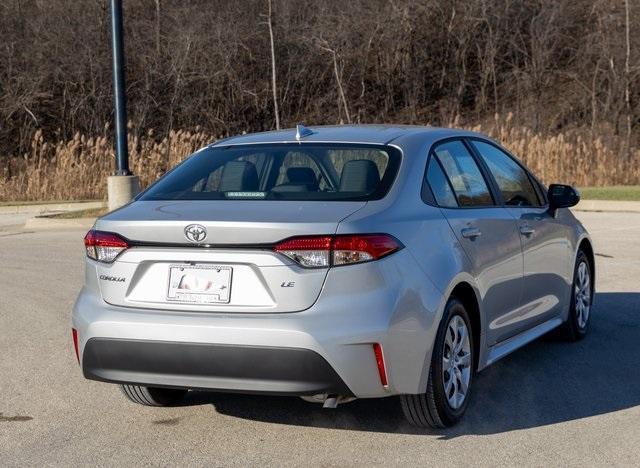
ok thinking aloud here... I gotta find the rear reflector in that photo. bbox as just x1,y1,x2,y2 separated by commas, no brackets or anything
273,234,402,268
84,230,129,263
72,328,80,363
373,343,388,387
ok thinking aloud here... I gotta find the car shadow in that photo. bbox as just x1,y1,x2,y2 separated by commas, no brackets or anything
180,292,640,437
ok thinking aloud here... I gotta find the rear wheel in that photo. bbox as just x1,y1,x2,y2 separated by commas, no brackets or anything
121,385,188,407
400,298,474,428
559,250,593,341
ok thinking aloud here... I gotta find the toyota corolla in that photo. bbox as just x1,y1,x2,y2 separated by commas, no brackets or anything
72,125,594,427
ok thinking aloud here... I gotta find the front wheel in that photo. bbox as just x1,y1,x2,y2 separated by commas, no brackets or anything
559,250,593,341
400,298,474,428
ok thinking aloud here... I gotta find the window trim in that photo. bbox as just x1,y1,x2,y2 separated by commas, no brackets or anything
465,137,549,209
421,137,499,210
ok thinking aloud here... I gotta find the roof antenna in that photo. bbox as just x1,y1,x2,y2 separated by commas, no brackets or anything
295,124,314,141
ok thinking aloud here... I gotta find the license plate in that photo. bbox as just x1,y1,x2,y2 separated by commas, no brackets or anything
167,264,232,304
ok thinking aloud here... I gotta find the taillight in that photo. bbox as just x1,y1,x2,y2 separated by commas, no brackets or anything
273,234,402,268
84,229,129,263
332,234,401,265
273,236,333,267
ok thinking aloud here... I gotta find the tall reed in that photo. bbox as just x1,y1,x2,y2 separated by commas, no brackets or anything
1,116,638,202
471,113,639,188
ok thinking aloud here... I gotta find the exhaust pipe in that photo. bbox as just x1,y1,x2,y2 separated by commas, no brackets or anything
300,393,356,408
323,395,339,409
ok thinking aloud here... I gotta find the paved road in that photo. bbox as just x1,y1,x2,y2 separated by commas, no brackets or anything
0,213,36,231
1,211,639,467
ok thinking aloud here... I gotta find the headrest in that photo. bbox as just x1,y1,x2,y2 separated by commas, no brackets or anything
219,160,259,192
286,167,317,186
339,160,380,193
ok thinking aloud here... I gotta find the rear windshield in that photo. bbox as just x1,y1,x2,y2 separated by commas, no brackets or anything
139,143,401,201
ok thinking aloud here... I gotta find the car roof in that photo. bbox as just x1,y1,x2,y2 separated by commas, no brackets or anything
209,124,484,147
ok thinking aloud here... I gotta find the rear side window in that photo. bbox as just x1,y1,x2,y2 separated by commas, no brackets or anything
425,157,458,207
139,143,400,201
432,140,493,207
471,141,541,207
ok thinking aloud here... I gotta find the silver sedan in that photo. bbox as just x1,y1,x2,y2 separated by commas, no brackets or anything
73,124,594,428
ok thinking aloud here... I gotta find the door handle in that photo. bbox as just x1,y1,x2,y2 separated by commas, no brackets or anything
519,224,535,236
461,227,482,239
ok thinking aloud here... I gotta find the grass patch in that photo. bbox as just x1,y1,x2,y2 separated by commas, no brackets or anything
44,207,108,219
579,186,640,201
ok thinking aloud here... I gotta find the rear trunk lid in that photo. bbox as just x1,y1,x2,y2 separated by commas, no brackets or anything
97,200,365,244
93,200,365,313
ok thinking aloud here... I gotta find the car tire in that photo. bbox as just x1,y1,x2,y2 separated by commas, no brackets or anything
400,297,474,428
121,384,188,407
559,249,593,341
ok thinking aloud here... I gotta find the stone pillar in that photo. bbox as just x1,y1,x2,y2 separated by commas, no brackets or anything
107,175,140,211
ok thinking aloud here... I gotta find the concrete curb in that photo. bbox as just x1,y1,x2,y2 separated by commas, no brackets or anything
0,201,105,215
23,217,96,230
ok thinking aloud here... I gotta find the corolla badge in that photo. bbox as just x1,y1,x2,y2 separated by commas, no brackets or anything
184,224,207,243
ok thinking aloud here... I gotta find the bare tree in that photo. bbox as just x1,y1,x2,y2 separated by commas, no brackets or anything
0,0,637,157
154,0,161,57
266,0,280,130
624,0,632,158
316,38,351,124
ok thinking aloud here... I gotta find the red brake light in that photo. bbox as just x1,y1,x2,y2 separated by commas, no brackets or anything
273,234,402,268
84,230,129,263
273,236,333,251
332,234,401,265
273,236,333,268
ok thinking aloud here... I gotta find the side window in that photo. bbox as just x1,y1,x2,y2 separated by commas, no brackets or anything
425,156,458,207
471,141,541,207
433,140,494,207
534,179,548,204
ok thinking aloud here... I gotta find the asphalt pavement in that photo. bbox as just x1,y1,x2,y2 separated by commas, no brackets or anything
1,210,639,466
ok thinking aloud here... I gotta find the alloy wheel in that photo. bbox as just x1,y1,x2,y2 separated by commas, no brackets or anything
442,315,472,410
575,261,591,329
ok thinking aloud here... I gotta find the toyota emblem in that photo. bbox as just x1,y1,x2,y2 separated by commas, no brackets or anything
184,224,207,243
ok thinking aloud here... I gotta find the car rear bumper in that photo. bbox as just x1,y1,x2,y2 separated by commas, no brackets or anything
83,338,352,396
73,250,444,398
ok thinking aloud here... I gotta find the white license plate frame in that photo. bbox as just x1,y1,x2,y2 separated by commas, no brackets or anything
166,264,232,304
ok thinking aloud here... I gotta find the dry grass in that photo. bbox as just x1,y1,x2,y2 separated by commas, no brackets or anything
1,115,638,202
0,127,212,201
471,113,640,188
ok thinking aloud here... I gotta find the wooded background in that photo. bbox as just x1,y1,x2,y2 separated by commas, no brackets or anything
1,0,639,200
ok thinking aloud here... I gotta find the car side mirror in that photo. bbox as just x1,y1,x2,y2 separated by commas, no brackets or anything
548,184,580,209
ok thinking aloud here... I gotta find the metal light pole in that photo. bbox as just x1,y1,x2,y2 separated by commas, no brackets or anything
107,0,140,210
111,0,129,176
